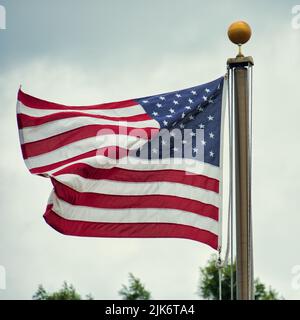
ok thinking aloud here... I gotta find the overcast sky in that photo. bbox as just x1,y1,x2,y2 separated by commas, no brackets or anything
0,0,300,300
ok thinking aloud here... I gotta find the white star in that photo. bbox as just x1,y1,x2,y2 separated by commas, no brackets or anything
209,132,215,139
169,108,175,114
199,123,205,129
208,115,214,121
179,123,185,129
209,99,214,104
163,120,168,126
188,98,193,104
209,150,214,157
203,95,208,101
175,94,181,98
173,100,179,105
193,148,198,154
201,140,207,146
166,114,173,118
191,90,197,95
190,132,196,137
162,140,167,145
152,148,158,154
181,112,186,119
159,96,165,100
185,106,191,110
152,111,158,116
197,106,204,112
156,103,162,108
205,88,210,93
142,100,149,103
189,115,194,120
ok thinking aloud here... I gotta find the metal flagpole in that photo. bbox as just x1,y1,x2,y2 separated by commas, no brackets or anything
226,21,254,300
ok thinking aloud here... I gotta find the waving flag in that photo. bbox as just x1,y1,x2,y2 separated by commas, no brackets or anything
17,76,226,250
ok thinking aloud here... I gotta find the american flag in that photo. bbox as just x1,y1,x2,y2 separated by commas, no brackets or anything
17,76,225,250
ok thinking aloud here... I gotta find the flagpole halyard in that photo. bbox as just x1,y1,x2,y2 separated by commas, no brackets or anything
227,21,254,300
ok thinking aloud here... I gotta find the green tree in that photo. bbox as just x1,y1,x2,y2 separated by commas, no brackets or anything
119,273,151,300
198,255,280,300
33,281,93,300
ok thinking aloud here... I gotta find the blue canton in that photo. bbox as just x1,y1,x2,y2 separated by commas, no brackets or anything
134,77,224,167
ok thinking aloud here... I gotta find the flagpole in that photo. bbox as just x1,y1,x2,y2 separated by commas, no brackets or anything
227,21,254,300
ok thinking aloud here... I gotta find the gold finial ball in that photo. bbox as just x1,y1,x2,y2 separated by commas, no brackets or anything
227,21,252,45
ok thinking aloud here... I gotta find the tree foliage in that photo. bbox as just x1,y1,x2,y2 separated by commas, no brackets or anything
198,255,280,300
32,281,93,300
119,273,151,300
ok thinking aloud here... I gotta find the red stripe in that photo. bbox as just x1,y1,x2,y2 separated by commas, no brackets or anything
44,206,218,249
52,179,219,220
21,125,159,159
53,163,219,193
29,147,131,174
18,89,138,110
17,112,152,129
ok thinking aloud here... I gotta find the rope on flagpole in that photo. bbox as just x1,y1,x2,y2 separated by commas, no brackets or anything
228,65,235,300
216,71,233,300
248,64,254,298
229,66,235,300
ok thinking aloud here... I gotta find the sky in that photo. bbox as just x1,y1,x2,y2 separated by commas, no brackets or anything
0,0,300,300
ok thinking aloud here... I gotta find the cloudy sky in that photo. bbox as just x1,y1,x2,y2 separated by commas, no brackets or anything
0,0,300,299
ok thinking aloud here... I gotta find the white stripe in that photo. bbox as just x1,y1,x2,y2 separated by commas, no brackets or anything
20,116,160,144
17,101,146,117
50,193,219,235
54,174,220,206
47,155,221,180
25,135,148,169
